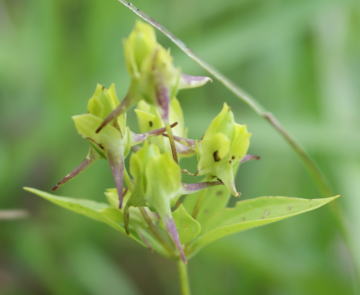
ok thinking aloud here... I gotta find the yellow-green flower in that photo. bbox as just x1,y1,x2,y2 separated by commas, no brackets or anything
197,104,251,196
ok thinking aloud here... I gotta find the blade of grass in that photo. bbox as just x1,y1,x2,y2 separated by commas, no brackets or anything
0,210,28,220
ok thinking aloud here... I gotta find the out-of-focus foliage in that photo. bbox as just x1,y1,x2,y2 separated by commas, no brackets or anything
0,0,359,294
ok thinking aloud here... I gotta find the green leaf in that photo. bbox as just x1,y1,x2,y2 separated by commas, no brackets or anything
24,187,171,257
183,185,230,232
24,187,131,236
24,187,111,222
172,205,201,245
188,195,340,256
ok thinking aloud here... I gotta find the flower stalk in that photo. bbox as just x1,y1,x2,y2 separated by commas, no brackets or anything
178,259,191,295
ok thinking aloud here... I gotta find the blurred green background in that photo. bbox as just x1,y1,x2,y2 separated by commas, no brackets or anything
1,0,360,294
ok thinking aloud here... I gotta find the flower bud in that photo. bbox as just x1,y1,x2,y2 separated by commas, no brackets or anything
73,84,131,208
134,98,186,153
88,84,127,134
197,104,251,196
124,21,157,79
95,21,211,133
129,143,186,261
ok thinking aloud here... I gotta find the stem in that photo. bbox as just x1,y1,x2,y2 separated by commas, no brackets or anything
0,210,28,220
177,259,191,295
166,123,179,163
139,208,173,255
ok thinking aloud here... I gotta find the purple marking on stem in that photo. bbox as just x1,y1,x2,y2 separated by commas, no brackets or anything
138,231,154,252
107,152,125,208
241,154,261,163
51,156,94,191
175,142,195,155
155,83,170,122
132,122,178,143
166,217,187,263
180,74,212,89
162,134,197,146
183,181,222,193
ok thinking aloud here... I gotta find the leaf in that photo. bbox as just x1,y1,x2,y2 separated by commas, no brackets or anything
24,187,111,222
24,187,171,257
24,187,130,237
188,195,340,256
172,205,201,245
183,185,230,232
179,74,212,89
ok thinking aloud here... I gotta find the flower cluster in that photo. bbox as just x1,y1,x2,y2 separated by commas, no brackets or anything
51,21,252,262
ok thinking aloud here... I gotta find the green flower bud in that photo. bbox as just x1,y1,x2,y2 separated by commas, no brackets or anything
124,22,180,108
124,21,157,78
73,84,132,208
88,84,127,134
134,98,187,153
128,143,158,208
197,103,251,196
145,146,182,216
95,21,210,133
128,143,182,213
129,143,186,261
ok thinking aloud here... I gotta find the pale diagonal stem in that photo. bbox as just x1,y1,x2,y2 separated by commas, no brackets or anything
0,210,28,220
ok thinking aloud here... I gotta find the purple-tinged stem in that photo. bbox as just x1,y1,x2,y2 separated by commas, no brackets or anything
139,208,173,254
107,152,125,208
165,124,179,163
137,231,154,252
132,122,178,143
183,181,222,193
51,156,94,191
241,154,260,163
96,93,132,133
162,134,197,146
166,217,187,263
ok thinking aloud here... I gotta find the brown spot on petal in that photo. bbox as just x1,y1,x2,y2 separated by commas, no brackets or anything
213,150,221,162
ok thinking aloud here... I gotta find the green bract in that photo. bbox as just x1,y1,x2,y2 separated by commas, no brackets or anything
25,21,339,264
135,98,189,155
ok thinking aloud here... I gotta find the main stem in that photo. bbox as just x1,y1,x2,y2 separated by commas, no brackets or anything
177,259,191,295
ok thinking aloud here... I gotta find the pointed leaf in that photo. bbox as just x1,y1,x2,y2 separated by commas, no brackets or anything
188,195,340,256
183,185,230,233
179,74,212,89
172,205,201,245
24,187,135,236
